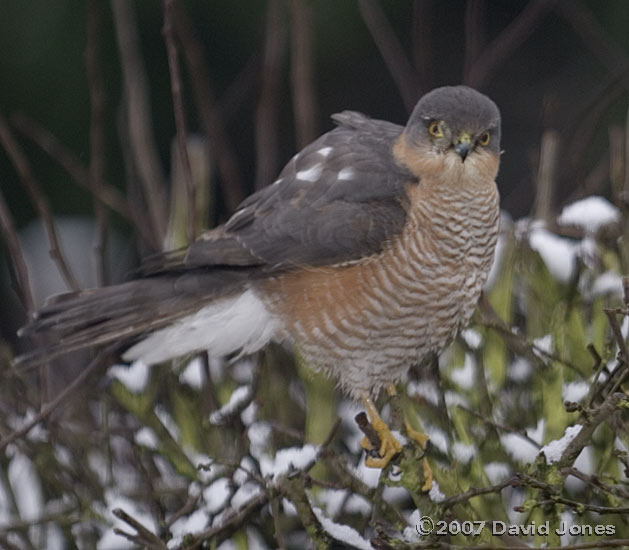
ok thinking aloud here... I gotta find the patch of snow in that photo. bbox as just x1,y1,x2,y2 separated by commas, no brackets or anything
566,446,593,492
558,196,621,233
484,462,511,484
210,386,252,425
135,427,159,449
533,335,553,357
508,357,532,381
444,391,469,408
170,509,208,538
461,328,483,349
247,421,272,459
8,452,43,522
539,425,582,464
528,226,578,282
451,354,475,389
562,380,589,403
204,478,232,514
424,427,449,454
109,361,150,393
98,491,157,550
592,271,624,298
350,457,381,488
501,433,539,463
155,405,180,441
404,509,422,542
407,380,440,407
231,481,263,509
259,444,319,478
179,357,204,389
312,506,372,550
452,441,476,463
429,480,446,502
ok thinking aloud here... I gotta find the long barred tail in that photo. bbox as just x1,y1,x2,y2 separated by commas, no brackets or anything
15,268,256,367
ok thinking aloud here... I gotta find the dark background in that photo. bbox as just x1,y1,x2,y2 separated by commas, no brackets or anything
1,0,629,342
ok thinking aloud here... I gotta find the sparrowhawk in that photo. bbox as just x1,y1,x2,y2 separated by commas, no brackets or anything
18,85,502,479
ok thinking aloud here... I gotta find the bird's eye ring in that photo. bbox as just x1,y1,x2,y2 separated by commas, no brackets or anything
428,121,444,138
479,132,491,146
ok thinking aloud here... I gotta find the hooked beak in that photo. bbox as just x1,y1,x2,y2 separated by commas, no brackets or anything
454,132,472,161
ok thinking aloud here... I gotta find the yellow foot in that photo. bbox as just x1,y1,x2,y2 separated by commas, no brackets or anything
422,458,433,492
360,392,402,469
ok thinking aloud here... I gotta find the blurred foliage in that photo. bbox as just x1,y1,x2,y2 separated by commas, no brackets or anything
2,1,629,549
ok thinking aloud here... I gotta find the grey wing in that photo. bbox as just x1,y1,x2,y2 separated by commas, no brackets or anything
185,111,416,271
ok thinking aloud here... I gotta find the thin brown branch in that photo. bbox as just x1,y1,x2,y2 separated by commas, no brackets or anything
170,1,246,212
411,0,434,95
113,508,168,549
534,129,560,223
358,0,419,112
466,0,556,88
255,0,285,190
463,0,487,83
111,0,168,242
558,392,627,470
556,1,629,89
0,113,80,292
182,492,268,550
163,0,196,244
290,0,317,149
440,476,520,509
0,188,35,315
11,113,156,248
457,404,541,449
0,345,115,452
562,466,629,499
86,0,108,287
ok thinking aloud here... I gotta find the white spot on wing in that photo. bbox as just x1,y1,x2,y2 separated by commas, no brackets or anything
338,167,355,180
317,146,333,157
297,163,323,182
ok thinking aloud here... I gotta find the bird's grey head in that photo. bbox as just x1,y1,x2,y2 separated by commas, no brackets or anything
405,86,501,161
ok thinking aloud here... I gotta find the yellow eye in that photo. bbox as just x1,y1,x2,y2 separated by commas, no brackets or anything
428,121,444,138
479,131,491,146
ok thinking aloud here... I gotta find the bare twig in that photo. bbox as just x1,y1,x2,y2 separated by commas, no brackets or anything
466,0,556,88
290,0,317,148
170,1,246,211
440,476,520,509
181,492,268,550
86,0,108,287
457,404,541,449
358,0,419,112
255,0,285,190
534,129,560,223
113,508,168,549
0,345,115,452
562,466,629,499
111,0,168,242
0,188,35,314
163,0,196,244
463,0,487,84
0,112,80,292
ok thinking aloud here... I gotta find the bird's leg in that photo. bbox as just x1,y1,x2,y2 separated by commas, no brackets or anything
389,384,433,492
359,391,402,468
